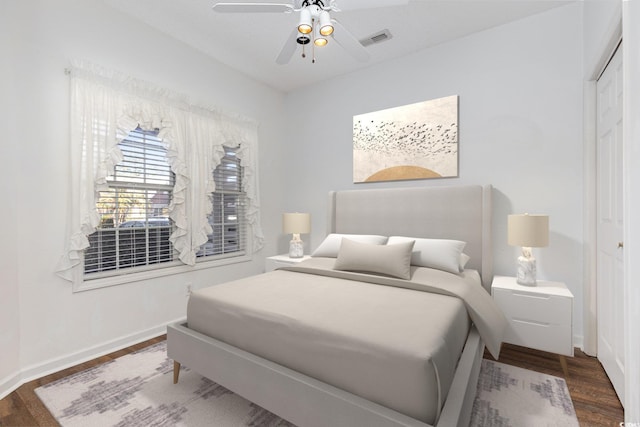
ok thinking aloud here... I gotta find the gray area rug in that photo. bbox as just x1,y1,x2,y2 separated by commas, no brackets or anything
36,341,578,427
470,360,578,427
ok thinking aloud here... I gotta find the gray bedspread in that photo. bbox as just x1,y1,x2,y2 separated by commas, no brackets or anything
285,257,506,359
187,258,505,424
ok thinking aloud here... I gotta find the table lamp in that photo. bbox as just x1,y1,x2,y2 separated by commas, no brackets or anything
508,213,549,286
282,213,311,258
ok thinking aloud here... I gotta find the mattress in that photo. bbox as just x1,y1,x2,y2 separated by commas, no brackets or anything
187,259,481,424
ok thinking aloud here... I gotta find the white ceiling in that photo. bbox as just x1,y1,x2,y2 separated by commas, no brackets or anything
103,0,573,92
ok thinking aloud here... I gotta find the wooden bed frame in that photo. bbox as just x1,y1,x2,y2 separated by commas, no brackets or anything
168,184,493,427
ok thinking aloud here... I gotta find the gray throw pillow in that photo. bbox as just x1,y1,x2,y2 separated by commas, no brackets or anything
334,238,415,280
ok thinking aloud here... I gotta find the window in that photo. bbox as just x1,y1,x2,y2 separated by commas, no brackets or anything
197,146,247,260
84,127,176,276
57,65,264,288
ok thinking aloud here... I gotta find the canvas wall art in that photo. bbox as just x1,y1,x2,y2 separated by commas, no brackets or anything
353,95,459,183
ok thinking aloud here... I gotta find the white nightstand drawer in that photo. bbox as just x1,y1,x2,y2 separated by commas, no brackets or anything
505,318,573,356
491,276,574,361
493,288,571,325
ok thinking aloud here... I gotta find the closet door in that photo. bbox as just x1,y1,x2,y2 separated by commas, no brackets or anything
596,44,624,404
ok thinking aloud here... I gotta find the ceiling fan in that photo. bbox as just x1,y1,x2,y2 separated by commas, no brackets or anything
211,0,408,64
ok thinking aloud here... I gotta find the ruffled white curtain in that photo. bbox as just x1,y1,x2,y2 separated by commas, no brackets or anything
56,62,264,281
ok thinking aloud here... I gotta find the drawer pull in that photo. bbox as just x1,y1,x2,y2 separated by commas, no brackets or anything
513,318,550,327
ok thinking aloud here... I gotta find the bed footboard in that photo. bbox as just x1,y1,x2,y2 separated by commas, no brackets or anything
167,322,482,427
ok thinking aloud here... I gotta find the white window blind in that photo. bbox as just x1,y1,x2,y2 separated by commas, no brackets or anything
84,127,176,276
197,146,247,260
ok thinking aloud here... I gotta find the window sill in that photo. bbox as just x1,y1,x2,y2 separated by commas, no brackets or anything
73,253,252,293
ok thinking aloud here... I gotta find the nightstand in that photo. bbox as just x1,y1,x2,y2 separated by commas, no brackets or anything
491,275,573,375
265,254,311,272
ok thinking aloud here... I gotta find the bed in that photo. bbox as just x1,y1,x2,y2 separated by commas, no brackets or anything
167,184,505,427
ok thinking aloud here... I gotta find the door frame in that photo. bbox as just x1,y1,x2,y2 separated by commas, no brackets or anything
584,2,640,418
621,0,640,419
583,9,622,357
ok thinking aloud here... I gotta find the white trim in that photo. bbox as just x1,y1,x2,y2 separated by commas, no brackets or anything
0,372,23,401
622,0,640,419
75,253,251,292
582,79,598,357
572,333,585,353
582,8,622,358
0,317,184,401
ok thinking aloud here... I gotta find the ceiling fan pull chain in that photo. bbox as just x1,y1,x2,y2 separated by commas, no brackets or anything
312,18,315,63
312,37,316,63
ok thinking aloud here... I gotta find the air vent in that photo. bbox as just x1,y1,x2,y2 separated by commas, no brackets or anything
360,29,393,47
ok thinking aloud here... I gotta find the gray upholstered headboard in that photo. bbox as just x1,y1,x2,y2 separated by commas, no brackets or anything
327,185,493,291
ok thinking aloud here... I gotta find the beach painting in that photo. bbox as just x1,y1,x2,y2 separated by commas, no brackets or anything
353,95,459,183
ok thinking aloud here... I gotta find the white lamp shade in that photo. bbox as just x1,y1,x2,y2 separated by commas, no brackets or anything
283,213,311,234
508,214,549,247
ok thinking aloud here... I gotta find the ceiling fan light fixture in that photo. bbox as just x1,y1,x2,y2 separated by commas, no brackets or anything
297,8,312,34
318,11,334,36
296,33,311,45
314,37,328,47
313,25,328,47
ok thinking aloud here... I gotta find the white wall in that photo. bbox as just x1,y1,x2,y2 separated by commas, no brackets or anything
0,9,21,390
282,4,586,341
583,0,622,76
0,0,287,397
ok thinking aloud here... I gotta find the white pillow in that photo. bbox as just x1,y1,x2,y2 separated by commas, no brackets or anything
334,238,415,280
459,253,471,271
387,236,467,274
312,233,388,258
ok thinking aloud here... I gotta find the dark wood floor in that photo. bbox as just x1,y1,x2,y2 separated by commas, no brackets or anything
0,336,624,427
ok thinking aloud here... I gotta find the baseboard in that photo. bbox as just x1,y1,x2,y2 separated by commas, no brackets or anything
573,334,585,355
0,372,23,401
0,317,185,401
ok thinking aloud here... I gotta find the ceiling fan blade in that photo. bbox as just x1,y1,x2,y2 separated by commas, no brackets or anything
212,2,294,13
276,28,300,65
330,0,409,12
330,19,369,62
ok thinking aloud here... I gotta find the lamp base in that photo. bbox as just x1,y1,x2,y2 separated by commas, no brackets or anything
289,239,304,258
516,254,537,286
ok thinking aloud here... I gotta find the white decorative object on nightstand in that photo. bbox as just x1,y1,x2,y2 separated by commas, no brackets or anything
492,275,573,375
507,214,549,286
282,213,311,258
265,254,311,272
